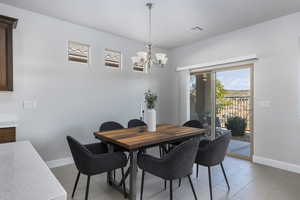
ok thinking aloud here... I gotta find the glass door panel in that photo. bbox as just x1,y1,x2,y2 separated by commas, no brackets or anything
216,67,252,160
190,72,216,139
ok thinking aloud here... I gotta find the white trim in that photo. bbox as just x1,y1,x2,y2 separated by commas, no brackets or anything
46,157,74,169
253,155,300,174
185,72,190,122
176,54,258,72
0,123,18,128
178,70,190,124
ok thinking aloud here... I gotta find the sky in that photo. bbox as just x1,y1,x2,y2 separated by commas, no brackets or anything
217,68,250,90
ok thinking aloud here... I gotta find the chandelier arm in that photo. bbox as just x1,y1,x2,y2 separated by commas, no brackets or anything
137,59,148,66
151,57,158,65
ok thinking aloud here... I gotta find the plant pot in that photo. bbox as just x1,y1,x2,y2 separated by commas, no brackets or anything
146,109,156,132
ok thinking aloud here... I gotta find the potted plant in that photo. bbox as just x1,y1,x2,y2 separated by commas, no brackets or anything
225,116,247,136
144,90,158,132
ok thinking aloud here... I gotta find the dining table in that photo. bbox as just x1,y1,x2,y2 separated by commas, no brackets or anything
94,123,207,200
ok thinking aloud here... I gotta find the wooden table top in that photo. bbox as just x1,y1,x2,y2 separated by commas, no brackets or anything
94,124,207,151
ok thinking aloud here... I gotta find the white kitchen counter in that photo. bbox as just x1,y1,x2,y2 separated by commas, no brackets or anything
0,114,18,128
0,141,67,200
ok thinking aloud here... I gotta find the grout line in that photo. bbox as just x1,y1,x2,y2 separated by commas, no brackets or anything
229,179,254,199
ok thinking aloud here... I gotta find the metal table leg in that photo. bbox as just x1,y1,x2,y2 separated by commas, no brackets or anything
129,151,138,200
106,144,128,195
105,145,138,199
107,144,114,185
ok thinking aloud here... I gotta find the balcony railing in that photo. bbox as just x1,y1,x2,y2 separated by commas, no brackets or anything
217,96,250,131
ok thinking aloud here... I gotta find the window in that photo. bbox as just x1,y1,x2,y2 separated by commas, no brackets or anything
133,65,146,72
104,49,122,69
68,41,90,64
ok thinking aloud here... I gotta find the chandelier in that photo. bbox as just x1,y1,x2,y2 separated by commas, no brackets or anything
131,2,168,72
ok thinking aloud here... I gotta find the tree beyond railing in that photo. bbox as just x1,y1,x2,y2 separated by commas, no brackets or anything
217,96,250,131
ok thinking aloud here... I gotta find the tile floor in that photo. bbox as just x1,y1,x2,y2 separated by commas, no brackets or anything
52,150,300,200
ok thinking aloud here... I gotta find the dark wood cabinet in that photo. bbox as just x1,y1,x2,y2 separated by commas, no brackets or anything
0,15,18,91
0,127,16,143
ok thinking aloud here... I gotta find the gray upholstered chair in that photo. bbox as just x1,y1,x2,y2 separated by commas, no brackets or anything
168,120,204,148
195,133,231,200
100,121,124,132
168,120,204,187
128,119,147,128
138,138,200,200
99,121,126,180
67,136,127,200
183,120,204,129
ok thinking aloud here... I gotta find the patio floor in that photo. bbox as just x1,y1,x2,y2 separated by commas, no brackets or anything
228,139,251,157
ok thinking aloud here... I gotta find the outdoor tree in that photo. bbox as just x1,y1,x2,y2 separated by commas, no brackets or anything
216,80,231,114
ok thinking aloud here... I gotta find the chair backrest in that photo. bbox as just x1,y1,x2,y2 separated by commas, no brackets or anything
99,121,124,131
183,120,203,129
164,137,200,179
66,136,91,173
196,133,230,166
128,119,147,128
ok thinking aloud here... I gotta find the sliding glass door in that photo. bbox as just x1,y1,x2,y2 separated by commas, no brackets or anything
189,65,253,160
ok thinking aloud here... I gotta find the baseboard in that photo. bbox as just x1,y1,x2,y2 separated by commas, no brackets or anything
253,155,300,174
46,155,300,173
46,157,74,169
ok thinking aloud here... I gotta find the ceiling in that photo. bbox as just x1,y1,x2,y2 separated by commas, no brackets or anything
2,0,300,49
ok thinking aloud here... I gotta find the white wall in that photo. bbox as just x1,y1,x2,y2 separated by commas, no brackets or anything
170,12,300,168
4,2,300,171
0,3,176,162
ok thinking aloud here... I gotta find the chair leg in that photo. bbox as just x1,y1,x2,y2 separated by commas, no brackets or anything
220,163,230,191
208,167,213,200
159,146,162,158
140,170,145,200
161,145,168,155
164,180,167,190
113,170,116,181
85,175,91,200
196,164,199,178
121,168,127,198
71,172,80,198
169,180,173,200
178,178,181,187
188,175,198,200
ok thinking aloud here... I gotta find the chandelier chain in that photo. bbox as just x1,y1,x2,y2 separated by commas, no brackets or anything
148,3,152,44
